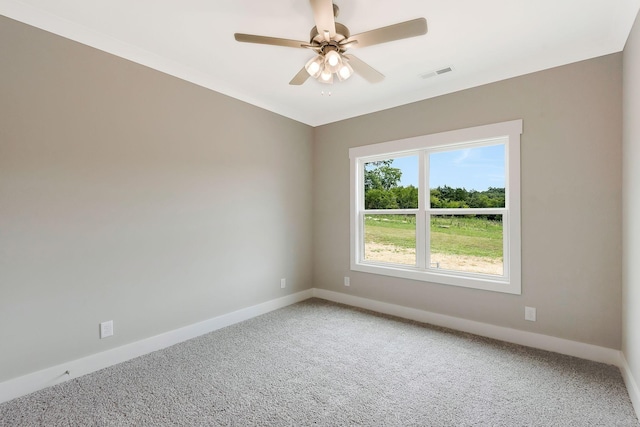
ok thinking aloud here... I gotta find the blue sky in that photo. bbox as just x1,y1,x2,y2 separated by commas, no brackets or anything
393,144,505,191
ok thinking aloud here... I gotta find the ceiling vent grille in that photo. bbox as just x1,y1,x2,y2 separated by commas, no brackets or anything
420,66,453,79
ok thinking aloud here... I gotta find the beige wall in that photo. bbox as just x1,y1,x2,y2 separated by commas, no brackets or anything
623,10,640,394
314,54,623,349
0,16,314,382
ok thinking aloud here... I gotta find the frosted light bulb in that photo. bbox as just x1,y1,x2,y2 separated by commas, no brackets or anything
305,56,324,78
339,64,352,80
326,50,340,67
307,61,320,75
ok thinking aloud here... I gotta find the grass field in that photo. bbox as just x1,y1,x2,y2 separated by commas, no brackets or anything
364,214,503,259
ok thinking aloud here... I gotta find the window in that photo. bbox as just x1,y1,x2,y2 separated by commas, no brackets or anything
349,120,522,294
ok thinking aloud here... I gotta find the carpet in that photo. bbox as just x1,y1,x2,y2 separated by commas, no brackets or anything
1,298,638,426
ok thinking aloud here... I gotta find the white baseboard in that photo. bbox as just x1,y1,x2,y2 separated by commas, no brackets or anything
0,289,313,405
620,353,640,421
312,289,622,366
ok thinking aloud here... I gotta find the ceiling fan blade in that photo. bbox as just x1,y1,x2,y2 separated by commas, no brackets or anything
234,33,308,49
310,0,336,40
343,54,384,83
289,67,311,85
347,18,427,48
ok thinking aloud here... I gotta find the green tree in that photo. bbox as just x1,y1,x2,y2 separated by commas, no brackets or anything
453,187,469,201
364,160,402,191
365,189,398,209
430,185,504,210
467,192,489,208
391,185,418,209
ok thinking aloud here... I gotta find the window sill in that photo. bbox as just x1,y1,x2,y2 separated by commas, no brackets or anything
351,261,521,294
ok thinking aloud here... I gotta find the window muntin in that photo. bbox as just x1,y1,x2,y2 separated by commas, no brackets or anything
349,120,521,294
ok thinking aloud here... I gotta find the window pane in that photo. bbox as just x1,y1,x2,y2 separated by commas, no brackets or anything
364,214,416,266
364,156,418,209
429,144,505,208
430,214,503,275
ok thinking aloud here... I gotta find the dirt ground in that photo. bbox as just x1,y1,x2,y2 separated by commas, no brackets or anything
364,242,503,276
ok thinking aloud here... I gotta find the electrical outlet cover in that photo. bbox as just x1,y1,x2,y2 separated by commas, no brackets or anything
100,320,114,338
524,307,536,322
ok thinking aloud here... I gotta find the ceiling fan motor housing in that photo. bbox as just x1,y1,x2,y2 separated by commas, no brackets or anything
310,23,350,51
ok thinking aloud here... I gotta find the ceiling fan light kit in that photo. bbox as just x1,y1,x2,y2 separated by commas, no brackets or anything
234,0,427,86
305,46,354,83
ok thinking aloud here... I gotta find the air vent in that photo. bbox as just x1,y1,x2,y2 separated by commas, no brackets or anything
420,66,454,79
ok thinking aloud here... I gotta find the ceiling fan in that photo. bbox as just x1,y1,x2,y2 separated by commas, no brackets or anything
234,0,427,85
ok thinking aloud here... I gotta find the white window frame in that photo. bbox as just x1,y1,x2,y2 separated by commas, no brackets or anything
349,120,522,294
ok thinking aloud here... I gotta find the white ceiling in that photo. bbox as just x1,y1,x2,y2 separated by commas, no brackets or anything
1,0,639,126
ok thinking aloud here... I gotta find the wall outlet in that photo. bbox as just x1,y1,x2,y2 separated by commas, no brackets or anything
280,278,286,289
344,276,350,287
100,320,114,338
525,306,537,322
